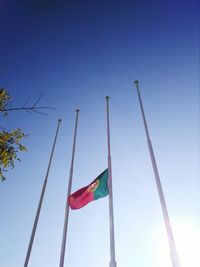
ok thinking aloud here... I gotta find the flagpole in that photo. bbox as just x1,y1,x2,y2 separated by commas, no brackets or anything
134,80,181,267
105,96,117,267
24,119,62,267
59,109,80,267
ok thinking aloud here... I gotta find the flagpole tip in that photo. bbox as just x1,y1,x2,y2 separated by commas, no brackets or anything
134,80,139,85
76,109,80,113
105,96,110,100
58,119,62,123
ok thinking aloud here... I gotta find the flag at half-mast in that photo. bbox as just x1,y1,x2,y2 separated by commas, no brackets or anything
69,169,109,209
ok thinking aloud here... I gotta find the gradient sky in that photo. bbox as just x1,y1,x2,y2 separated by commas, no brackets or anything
0,1,199,267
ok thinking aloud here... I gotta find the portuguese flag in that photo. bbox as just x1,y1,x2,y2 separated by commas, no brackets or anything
69,169,109,209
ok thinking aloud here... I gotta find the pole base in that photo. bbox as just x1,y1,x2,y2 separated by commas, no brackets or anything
109,261,117,267
170,250,181,267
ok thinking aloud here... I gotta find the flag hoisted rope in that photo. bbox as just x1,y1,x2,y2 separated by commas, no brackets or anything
134,80,181,267
105,96,117,267
24,119,62,267
59,109,79,267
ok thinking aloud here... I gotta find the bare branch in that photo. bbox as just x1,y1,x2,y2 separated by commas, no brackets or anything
0,90,55,116
28,106,55,110
32,93,44,108
9,100,12,109
31,109,47,116
24,108,32,114
22,97,30,108
0,106,55,112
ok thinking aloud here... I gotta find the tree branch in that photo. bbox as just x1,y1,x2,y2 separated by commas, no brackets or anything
32,93,44,108
0,106,55,115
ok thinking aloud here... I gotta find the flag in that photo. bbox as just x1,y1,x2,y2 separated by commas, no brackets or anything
69,169,109,209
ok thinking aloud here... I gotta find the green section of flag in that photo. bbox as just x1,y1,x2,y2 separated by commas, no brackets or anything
93,169,109,200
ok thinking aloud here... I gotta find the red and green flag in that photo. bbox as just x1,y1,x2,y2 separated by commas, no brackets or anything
69,169,109,209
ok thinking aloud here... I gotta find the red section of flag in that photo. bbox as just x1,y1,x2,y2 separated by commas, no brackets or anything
69,184,95,209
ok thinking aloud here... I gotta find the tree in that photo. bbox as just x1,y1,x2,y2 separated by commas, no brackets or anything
0,88,53,181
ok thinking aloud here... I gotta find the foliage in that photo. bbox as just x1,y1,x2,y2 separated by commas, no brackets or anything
0,129,27,181
0,88,10,116
0,88,27,181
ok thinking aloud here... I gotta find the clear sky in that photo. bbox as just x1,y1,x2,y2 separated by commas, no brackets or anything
0,0,199,267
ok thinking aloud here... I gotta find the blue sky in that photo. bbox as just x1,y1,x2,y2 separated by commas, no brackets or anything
0,1,199,267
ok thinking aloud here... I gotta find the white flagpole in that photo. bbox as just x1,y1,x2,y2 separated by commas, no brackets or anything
24,119,62,267
105,96,117,267
59,109,79,267
134,80,181,267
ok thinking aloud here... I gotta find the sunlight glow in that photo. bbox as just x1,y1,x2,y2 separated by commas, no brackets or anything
154,220,200,267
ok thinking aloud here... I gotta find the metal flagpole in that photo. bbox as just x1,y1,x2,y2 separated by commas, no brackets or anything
59,109,79,267
134,80,181,267
24,119,62,267
105,96,117,267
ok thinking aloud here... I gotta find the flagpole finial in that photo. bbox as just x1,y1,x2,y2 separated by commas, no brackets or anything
134,80,139,85
105,96,110,100
58,119,62,123
76,109,80,113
